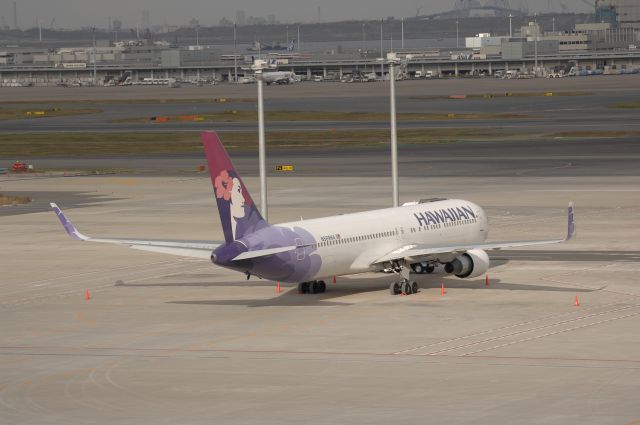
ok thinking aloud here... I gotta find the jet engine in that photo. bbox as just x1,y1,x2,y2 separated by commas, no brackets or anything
444,249,489,279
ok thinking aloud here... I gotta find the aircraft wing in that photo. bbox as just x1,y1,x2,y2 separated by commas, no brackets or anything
373,203,576,264
51,203,220,260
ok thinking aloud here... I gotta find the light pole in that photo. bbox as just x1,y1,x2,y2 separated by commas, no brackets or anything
250,59,276,220
92,27,97,86
380,19,384,80
401,18,405,49
297,25,301,51
534,13,538,76
509,14,512,38
456,20,459,48
362,23,366,52
195,25,200,46
386,53,400,207
233,23,238,83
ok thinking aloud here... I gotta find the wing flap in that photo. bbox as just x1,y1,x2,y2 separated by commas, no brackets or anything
131,245,213,259
376,239,565,264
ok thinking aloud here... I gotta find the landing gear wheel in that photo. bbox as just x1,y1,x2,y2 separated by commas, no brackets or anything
426,264,435,274
306,281,326,294
411,281,419,294
390,282,401,295
413,263,424,274
402,281,413,295
317,281,326,293
298,282,310,294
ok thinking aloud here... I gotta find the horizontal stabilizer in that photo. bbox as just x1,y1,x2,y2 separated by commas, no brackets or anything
232,245,309,261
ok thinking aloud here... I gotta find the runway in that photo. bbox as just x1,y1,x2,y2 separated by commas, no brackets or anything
2,76,640,135
3,136,640,178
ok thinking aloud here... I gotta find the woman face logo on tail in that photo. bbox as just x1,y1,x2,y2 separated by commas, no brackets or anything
214,170,247,240
230,177,246,239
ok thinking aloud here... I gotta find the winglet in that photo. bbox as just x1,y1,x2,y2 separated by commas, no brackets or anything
567,202,576,241
50,203,90,241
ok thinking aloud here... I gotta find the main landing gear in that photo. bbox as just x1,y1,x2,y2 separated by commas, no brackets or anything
390,280,419,296
298,280,327,294
388,259,420,295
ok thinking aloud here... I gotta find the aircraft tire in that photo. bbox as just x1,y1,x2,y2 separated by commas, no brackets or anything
298,282,310,294
317,281,326,293
402,281,413,295
390,282,401,295
412,281,419,294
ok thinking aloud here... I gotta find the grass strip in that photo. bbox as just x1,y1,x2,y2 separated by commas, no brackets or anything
610,102,640,109
546,130,640,138
0,129,508,157
0,98,255,106
0,194,32,206
0,107,102,120
410,91,590,100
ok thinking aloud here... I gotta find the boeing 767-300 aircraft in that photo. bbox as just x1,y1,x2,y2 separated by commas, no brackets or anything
52,131,575,295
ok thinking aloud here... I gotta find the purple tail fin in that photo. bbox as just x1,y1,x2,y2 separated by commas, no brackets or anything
202,131,268,244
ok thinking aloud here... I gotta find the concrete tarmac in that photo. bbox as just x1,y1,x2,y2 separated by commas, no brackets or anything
1,174,639,425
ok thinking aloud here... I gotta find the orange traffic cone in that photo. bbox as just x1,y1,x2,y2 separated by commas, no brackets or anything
485,274,489,287
574,295,580,307
332,276,337,284
277,282,281,294
441,282,446,296
85,289,91,301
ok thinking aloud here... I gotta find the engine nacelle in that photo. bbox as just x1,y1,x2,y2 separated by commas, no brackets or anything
444,249,490,279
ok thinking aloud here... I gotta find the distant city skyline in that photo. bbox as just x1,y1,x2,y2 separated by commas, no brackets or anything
2,0,593,30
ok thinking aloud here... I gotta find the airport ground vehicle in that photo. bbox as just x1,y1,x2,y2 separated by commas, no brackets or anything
11,161,28,172
415,70,434,78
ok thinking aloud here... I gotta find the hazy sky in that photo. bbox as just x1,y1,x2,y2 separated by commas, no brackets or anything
4,0,592,29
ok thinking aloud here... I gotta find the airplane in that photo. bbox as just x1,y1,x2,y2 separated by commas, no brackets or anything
261,70,298,85
51,131,576,296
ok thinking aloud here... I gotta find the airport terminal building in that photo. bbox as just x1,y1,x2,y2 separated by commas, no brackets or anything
1,15,640,86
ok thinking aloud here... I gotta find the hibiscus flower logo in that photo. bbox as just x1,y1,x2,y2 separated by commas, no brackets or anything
214,170,234,201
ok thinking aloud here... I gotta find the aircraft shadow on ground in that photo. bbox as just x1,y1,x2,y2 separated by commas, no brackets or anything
153,273,597,308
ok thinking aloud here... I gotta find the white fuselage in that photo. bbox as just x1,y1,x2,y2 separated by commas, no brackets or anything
279,199,488,280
